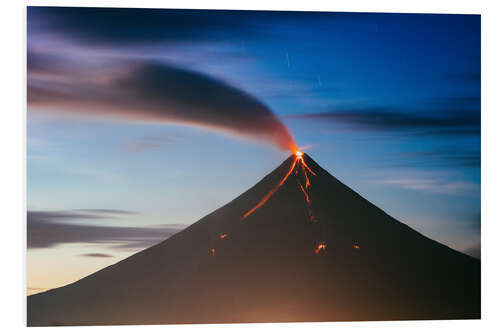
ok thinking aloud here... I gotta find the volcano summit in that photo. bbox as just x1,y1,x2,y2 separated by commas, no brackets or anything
27,154,480,326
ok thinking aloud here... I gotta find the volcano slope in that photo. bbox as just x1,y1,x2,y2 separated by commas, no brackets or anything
27,154,480,326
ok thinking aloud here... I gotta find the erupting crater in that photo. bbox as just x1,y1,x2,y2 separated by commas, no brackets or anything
242,150,317,224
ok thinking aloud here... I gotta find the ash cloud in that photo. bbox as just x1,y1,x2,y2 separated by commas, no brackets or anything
27,52,296,151
27,7,298,151
27,210,186,250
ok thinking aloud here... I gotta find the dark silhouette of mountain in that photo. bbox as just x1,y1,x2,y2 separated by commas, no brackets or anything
27,154,480,326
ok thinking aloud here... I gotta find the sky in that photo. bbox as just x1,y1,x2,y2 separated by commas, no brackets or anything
26,7,480,294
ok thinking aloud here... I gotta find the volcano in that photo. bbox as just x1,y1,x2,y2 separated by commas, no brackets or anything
27,154,480,326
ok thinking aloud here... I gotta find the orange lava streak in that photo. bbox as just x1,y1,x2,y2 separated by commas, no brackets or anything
299,183,310,203
301,163,311,189
219,234,228,239
296,154,316,222
301,158,317,176
242,158,298,220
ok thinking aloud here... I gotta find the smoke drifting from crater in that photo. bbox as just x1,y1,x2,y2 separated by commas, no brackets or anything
27,52,297,151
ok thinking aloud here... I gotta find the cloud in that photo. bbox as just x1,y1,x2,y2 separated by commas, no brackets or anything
72,209,139,215
27,210,111,221
79,253,114,258
27,210,186,250
27,7,258,47
27,53,297,151
378,178,478,195
27,7,358,48
399,149,480,168
290,107,480,137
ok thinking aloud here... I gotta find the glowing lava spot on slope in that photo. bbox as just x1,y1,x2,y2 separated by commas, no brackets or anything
353,244,360,249
314,243,327,254
210,248,216,256
219,234,228,239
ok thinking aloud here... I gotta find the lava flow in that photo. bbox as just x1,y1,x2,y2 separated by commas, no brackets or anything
242,150,318,222
314,243,327,254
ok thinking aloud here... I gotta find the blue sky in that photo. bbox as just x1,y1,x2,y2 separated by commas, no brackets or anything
27,7,480,292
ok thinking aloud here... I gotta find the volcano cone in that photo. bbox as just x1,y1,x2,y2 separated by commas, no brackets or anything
27,154,480,325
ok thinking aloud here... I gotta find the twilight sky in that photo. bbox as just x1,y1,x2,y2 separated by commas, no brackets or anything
27,7,480,294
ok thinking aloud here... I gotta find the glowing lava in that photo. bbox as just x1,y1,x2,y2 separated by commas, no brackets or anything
242,150,317,222
295,151,317,223
314,243,327,254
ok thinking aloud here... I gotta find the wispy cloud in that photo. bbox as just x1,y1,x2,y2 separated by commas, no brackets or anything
378,178,478,195
27,210,186,250
27,7,357,49
78,253,114,258
289,106,480,137
28,7,260,48
398,149,480,168
73,209,139,215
